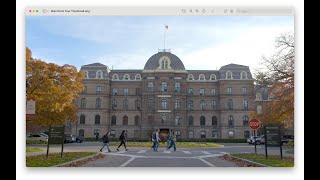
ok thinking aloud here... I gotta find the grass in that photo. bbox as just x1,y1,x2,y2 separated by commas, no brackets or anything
285,150,294,154
107,141,223,147
26,147,43,152
232,153,294,167
26,152,96,167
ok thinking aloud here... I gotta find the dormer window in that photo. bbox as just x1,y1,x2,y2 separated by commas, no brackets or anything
123,74,130,80
83,70,89,79
241,71,248,79
188,74,194,80
96,70,103,79
161,59,168,69
226,71,233,79
199,74,205,81
112,74,119,80
210,74,216,80
135,74,141,80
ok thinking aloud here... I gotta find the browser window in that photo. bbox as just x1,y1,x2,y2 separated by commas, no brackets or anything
26,7,294,167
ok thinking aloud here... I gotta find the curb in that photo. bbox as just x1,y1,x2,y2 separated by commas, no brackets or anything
227,154,269,167
52,152,100,167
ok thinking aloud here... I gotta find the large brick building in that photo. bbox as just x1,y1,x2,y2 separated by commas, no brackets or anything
71,50,259,139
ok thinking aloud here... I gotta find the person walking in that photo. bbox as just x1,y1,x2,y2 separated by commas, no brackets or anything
153,129,161,152
94,132,99,142
117,130,128,151
100,132,111,152
166,130,172,150
167,131,177,151
151,130,156,149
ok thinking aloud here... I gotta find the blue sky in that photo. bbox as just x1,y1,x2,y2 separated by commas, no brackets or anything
26,16,294,71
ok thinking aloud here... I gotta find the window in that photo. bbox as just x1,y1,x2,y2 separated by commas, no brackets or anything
199,74,205,80
161,98,168,109
210,74,216,80
123,74,130,80
79,129,84,137
188,100,193,110
188,88,193,95
134,130,140,138
96,86,102,94
135,74,141,80
176,130,181,138
96,98,101,108
188,131,194,138
112,99,117,109
242,87,247,95
212,131,218,138
175,99,181,109
211,88,216,96
188,116,194,126
123,99,128,110
175,115,181,125
200,131,206,138
111,115,116,125
83,71,89,79
148,97,154,109
161,115,167,124
200,116,206,126
161,82,168,91
241,71,248,79
82,86,87,94
80,98,86,108
243,116,249,126
96,70,103,78
257,105,262,114
124,88,129,95
188,74,194,80
226,71,233,79
147,82,154,91
227,99,233,110
80,114,85,124
110,130,116,137
134,116,140,126
228,131,234,138
135,88,140,95
256,92,262,100
244,131,250,138
212,100,217,110
135,99,141,110
123,115,128,125
112,88,117,95
243,99,248,110
199,88,205,96
212,116,217,127
228,116,234,128
200,100,205,110
94,129,100,136
227,87,232,95
112,74,118,80
175,82,181,92
95,115,100,124
161,59,169,69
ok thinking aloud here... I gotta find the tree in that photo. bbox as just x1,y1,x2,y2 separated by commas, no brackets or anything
254,33,294,127
26,48,84,130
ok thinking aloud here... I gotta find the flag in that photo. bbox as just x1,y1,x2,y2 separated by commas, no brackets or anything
165,25,168,30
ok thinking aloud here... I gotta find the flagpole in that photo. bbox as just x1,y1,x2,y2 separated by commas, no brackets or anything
164,27,166,50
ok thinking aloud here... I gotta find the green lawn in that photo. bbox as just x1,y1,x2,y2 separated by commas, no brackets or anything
108,141,223,147
232,154,294,167
26,147,43,152
26,152,96,167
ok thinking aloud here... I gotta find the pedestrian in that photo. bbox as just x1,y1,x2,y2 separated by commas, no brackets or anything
117,130,128,151
153,129,161,152
151,130,155,149
166,130,172,150
95,132,99,142
167,131,177,151
100,132,111,152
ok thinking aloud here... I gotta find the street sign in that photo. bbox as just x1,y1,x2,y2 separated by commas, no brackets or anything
47,124,65,158
249,119,260,130
264,126,281,147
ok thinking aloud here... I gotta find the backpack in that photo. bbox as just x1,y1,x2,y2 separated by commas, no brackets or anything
119,134,124,140
102,135,106,141
152,132,156,140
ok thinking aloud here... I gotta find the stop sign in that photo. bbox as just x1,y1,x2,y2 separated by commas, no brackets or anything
249,119,260,129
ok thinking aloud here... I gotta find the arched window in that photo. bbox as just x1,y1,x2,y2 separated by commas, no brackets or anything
161,115,166,124
227,99,233,110
228,116,234,128
243,116,249,126
148,82,154,91
175,115,181,125
95,115,100,124
81,98,86,108
188,74,194,80
96,98,101,108
199,74,205,80
111,115,116,125
210,74,216,80
80,114,85,124
243,99,248,110
241,71,248,79
257,105,262,114
112,74,119,80
134,115,140,126
188,116,194,126
175,82,181,92
200,100,205,110
135,74,141,80
226,71,233,79
161,98,167,109
175,99,181,109
123,99,128,110
83,71,89,79
123,115,128,125
200,116,206,126
161,82,168,91
123,74,130,80
161,59,169,69
96,70,103,78
79,129,84,137
212,116,217,126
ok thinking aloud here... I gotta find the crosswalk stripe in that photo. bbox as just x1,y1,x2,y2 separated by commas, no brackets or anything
116,151,127,154
137,150,147,154
183,151,192,154
201,151,211,155
163,150,171,153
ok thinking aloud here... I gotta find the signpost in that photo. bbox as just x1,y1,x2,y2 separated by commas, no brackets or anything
249,119,261,154
264,126,282,159
47,125,65,158
26,97,35,121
